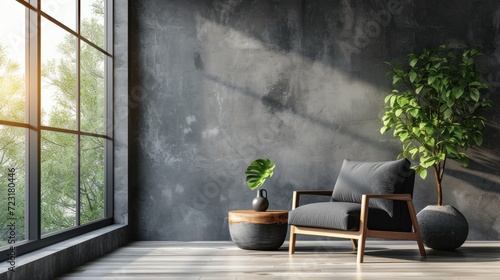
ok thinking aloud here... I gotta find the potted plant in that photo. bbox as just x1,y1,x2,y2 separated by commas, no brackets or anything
380,44,493,250
227,158,286,250
245,158,275,211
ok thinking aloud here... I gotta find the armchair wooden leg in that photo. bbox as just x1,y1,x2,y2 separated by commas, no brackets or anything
356,236,366,263
406,200,427,257
357,195,369,263
416,237,426,257
289,226,297,254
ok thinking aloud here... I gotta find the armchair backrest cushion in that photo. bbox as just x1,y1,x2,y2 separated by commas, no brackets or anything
331,158,413,217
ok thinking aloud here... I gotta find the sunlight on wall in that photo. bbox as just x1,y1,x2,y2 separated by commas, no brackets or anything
195,14,383,126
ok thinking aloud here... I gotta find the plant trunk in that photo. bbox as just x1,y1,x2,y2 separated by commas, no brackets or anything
434,165,443,206
436,178,443,206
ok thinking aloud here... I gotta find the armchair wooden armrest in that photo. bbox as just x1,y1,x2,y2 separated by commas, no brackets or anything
362,193,412,202
292,190,333,210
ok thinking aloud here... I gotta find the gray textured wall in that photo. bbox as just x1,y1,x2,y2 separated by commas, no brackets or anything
129,0,500,241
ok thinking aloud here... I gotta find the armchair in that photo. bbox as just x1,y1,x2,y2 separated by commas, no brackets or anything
288,158,426,263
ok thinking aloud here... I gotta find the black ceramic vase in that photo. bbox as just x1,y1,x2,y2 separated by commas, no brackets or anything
252,189,269,211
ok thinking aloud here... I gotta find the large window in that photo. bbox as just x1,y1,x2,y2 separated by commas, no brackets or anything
0,0,113,259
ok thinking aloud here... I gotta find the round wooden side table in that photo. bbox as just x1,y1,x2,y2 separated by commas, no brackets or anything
228,210,288,250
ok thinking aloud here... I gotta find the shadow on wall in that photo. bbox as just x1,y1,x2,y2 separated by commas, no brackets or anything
446,149,500,193
207,0,500,71
207,0,413,70
203,72,392,151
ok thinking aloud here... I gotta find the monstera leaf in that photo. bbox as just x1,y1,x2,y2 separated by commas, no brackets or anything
245,158,275,191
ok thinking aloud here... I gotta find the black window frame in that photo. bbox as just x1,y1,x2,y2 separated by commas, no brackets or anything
0,0,114,262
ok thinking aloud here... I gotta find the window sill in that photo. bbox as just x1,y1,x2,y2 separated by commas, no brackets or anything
0,224,129,279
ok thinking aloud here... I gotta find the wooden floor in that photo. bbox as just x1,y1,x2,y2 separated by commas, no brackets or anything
58,240,500,279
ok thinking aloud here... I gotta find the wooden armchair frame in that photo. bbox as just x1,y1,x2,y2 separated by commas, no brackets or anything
288,190,426,263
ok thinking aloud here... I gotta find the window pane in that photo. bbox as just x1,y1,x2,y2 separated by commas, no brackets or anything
80,136,105,224
41,131,76,235
41,0,77,31
41,18,77,130
81,0,106,50
0,125,26,247
81,42,105,134
0,2,26,123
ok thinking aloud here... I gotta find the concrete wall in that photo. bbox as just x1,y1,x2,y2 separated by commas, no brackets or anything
129,0,500,241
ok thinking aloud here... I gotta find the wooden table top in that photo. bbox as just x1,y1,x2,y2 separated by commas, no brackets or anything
228,210,288,225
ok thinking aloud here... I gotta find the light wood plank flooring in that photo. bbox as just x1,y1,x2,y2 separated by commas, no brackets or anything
58,240,500,279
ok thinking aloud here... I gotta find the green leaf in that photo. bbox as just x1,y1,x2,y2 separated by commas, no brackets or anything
443,108,452,118
472,132,483,146
428,76,436,85
392,76,402,85
382,115,391,126
412,126,421,135
419,169,428,179
470,88,480,102
245,158,275,191
459,155,470,167
384,94,393,103
446,98,454,107
453,127,463,138
452,87,464,99
409,71,417,83
445,144,458,155
419,146,427,153
390,95,397,107
409,58,418,67
420,156,436,168
403,149,410,158
398,131,409,140
424,125,434,135
415,85,424,94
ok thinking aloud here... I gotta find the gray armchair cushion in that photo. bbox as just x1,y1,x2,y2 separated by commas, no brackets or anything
289,202,406,231
331,158,412,216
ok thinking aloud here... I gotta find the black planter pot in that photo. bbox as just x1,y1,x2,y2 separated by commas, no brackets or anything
417,205,468,251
